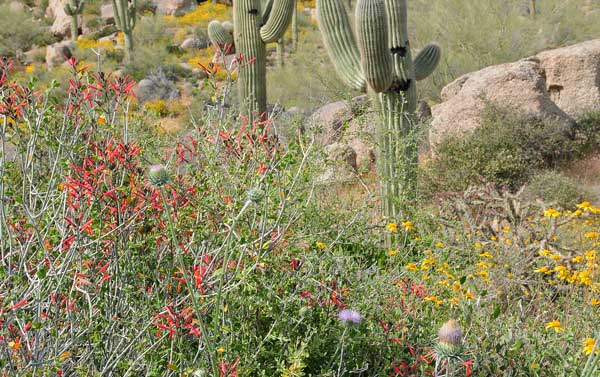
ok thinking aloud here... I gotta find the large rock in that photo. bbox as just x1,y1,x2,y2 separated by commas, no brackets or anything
430,59,574,146
100,3,115,24
308,100,354,146
536,39,600,118
46,0,75,39
46,41,73,68
153,0,196,15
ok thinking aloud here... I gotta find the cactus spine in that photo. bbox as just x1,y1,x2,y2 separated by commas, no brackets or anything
234,0,295,117
317,0,441,220
112,0,137,62
64,0,85,42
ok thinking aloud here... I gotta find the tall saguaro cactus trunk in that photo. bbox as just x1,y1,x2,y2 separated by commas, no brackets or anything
317,0,440,221
112,0,137,62
64,0,85,42
233,0,294,118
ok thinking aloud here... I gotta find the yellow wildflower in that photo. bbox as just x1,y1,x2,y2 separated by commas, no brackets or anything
584,338,598,355
591,298,600,306
217,347,226,354
452,281,461,291
436,242,444,248
388,249,400,257
539,249,552,257
463,291,475,300
315,242,327,250
545,320,564,333
405,263,418,272
534,266,550,274
544,208,561,218
476,261,489,269
386,223,398,233
401,221,415,231
479,251,493,258
423,296,442,305
572,255,584,263
586,232,599,239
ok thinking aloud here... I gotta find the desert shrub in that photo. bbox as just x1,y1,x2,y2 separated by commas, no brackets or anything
0,5,48,56
422,105,587,193
526,171,594,209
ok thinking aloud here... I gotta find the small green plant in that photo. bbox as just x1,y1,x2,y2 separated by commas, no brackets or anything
64,0,85,41
422,105,589,194
526,171,594,209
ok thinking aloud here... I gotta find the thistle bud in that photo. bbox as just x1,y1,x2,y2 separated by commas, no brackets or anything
247,188,264,204
435,319,464,357
148,164,170,187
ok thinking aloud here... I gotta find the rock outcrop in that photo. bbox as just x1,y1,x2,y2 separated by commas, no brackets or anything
46,40,74,68
536,39,600,118
430,59,573,146
431,39,600,146
153,0,196,15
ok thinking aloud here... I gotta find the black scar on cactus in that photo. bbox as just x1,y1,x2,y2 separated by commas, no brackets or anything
390,46,407,57
389,79,411,93
249,8,259,14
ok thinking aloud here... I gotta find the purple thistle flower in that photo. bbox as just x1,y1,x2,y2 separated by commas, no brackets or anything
338,309,362,325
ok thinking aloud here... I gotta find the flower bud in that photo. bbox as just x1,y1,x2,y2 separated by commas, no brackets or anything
148,164,170,187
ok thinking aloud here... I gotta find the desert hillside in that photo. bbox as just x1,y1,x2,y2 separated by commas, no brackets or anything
1,0,600,375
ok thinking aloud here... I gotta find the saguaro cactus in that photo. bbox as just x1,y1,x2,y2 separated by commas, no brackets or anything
208,20,235,52
64,0,85,41
317,0,441,220
112,0,137,62
233,0,295,117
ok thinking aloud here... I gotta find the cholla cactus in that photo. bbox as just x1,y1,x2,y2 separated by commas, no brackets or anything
64,0,85,41
317,0,441,220
112,0,137,62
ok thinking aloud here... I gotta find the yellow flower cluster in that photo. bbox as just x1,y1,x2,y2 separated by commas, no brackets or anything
165,2,230,27
76,37,116,51
534,202,600,305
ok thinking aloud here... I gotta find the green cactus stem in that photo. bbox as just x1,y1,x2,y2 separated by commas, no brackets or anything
317,0,441,220
64,0,85,41
234,0,295,118
277,37,285,67
291,0,298,51
208,20,235,52
112,0,137,62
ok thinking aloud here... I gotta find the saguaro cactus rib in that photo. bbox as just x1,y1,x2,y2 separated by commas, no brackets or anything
316,0,366,91
356,0,392,93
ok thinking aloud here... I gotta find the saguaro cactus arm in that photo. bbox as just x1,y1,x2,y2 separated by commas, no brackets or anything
316,0,366,92
413,43,441,81
260,0,295,43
